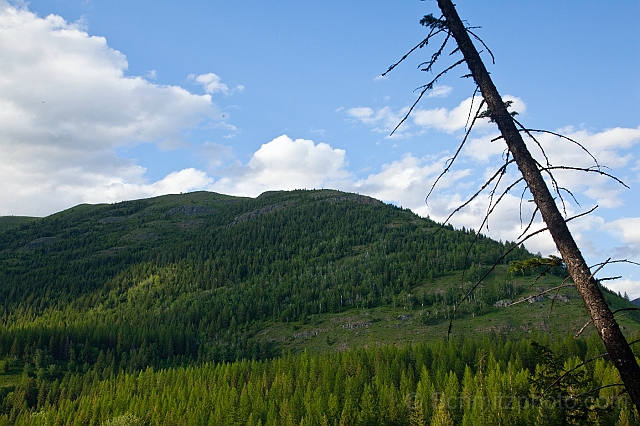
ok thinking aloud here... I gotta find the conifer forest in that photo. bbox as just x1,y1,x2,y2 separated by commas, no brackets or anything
0,189,638,424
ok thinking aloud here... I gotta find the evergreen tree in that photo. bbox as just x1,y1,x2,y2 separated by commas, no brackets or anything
430,399,454,426
410,398,426,426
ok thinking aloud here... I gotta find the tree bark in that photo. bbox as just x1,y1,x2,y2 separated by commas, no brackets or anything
436,0,640,408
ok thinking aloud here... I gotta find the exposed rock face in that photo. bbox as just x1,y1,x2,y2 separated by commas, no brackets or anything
547,294,570,303
321,195,383,206
167,205,216,216
24,237,57,249
228,202,296,227
99,217,126,224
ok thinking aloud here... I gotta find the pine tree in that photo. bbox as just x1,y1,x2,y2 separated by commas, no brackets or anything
410,398,426,426
617,406,632,426
358,384,377,426
430,399,454,426
101,412,144,426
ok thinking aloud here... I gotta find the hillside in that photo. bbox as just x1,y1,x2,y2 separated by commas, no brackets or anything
1,189,640,424
0,189,638,371
0,190,640,424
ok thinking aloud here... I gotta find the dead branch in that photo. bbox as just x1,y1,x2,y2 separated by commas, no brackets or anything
418,31,452,73
542,352,609,396
391,58,466,136
598,276,622,282
508,284,575,307
574,295,637,338
463,86,481,130
465,28,495,63
517,205,539,240
589,259,640,269
518,185,531,228
426,98,486,204
512,123,600,167
574,319,593,339
383,19,447,76
447,223,552,338
433,162,518,233
539,165,629,189
547,337,640,396
548,284,564,318
483,152,511,232
567,384,626,403
531,156,571,216
613,307,640,315
513,118,552,169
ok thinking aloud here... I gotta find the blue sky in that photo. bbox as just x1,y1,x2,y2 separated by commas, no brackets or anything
1,1,639,296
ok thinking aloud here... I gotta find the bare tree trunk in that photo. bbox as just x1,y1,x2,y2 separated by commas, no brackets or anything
436,0,640,408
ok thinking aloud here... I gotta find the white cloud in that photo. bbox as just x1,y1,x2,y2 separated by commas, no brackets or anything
345,154,469,210
346,106,414,138
464,126,640,209
192,73,229,94
200,142,234,169
463,133,506,163
191,72,244,95
412,104,468,133
0,1,228,216
543,127,640,172
347,107,374,122
211,135,349,196
412,95,525,133
343,155,557,255
599,279,640,300
605,217,640,246
464,126,640,168
83,168,214,204
347,95,524,136
427,84,452,98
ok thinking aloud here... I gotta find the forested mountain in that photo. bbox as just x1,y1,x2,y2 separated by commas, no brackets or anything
0,189,638,424
0,189,533,364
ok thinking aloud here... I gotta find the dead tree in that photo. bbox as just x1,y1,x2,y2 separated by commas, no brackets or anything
440,0,640,409
387,0,640,409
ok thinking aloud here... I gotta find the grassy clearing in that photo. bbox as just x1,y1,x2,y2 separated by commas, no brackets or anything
256,271,640,356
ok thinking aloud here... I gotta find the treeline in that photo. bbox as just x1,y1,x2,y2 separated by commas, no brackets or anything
2,334,638,425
